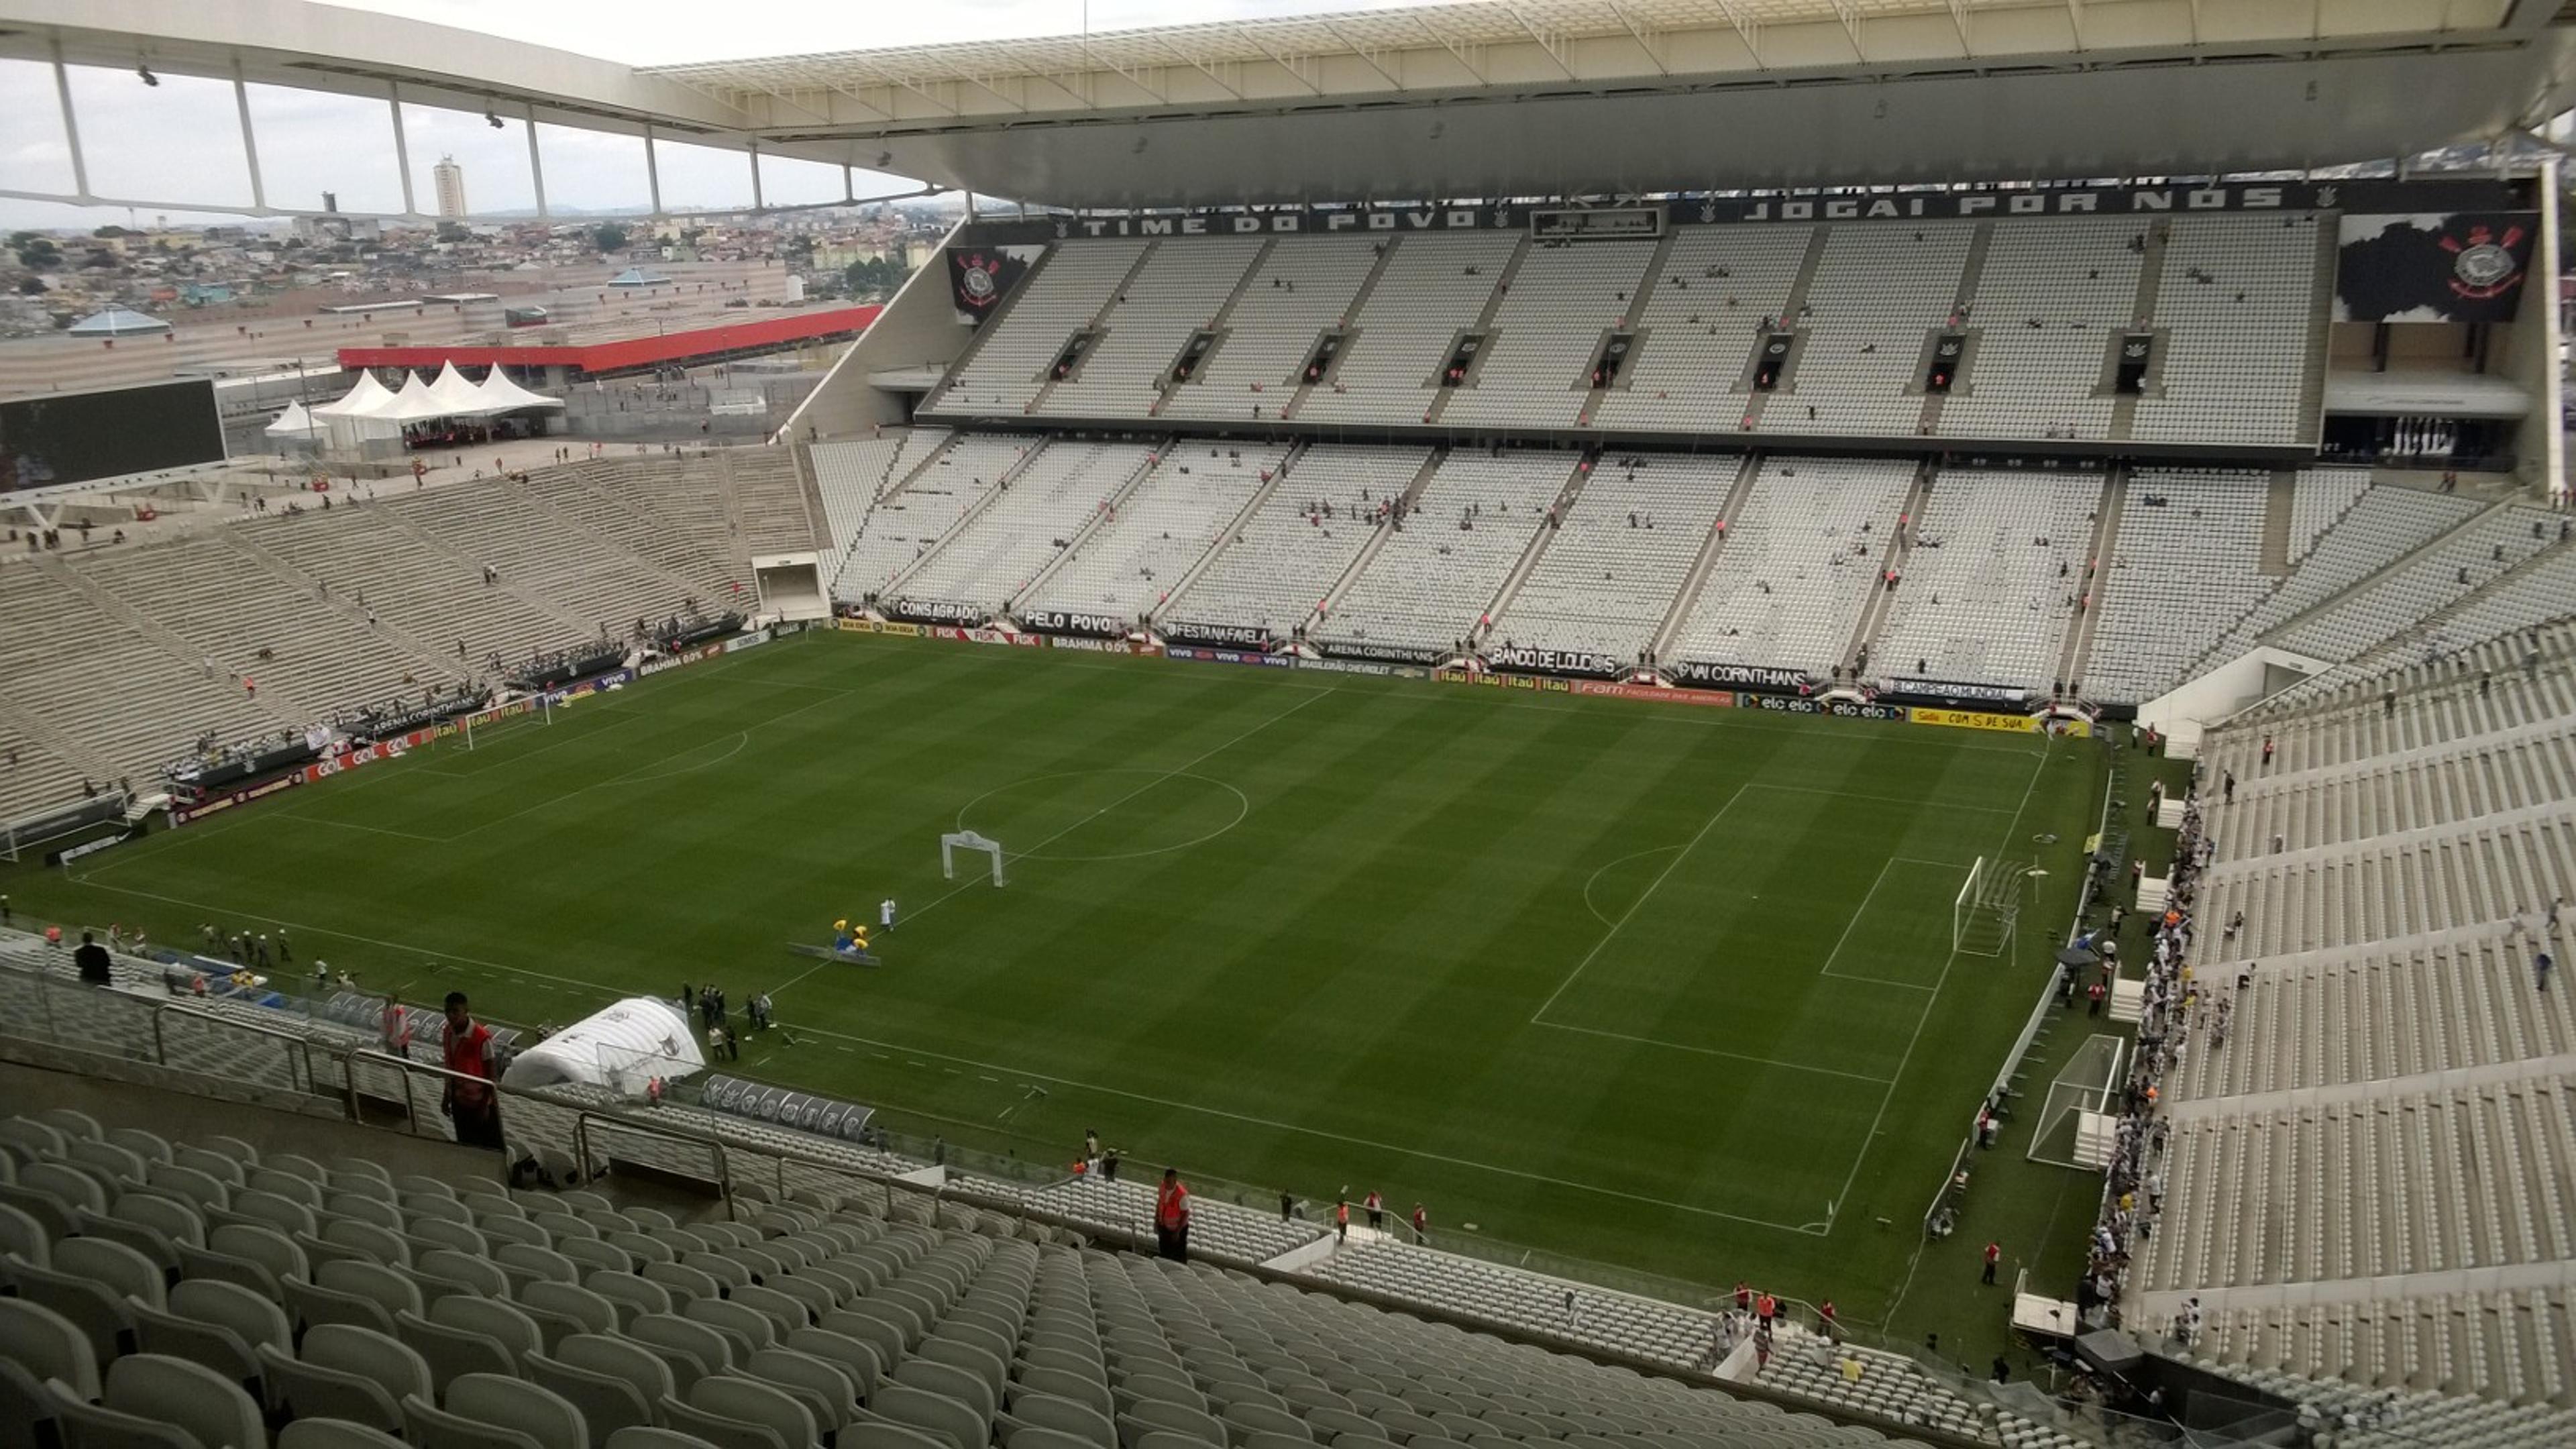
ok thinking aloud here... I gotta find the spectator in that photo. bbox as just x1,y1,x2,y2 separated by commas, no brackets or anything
381,991,413,1054
1411,1202,1428,1244
441,991,503,1149
1982,1240,2002,1285
74,931,112,987
1156,1168,1192,1263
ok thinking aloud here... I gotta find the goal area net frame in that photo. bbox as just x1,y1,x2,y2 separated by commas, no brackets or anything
1953,855,2026,957
941,830,1006,887
2030,1033,2128,1169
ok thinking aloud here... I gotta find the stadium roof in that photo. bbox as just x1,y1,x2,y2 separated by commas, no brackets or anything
641,0,2532,107
3,0,2571,213
65,307,170,337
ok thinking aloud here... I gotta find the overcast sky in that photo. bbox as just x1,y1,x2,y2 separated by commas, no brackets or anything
0,0,1444,230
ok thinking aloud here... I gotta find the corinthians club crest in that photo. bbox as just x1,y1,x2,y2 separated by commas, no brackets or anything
956,253,1005,309
2442,221,2525,302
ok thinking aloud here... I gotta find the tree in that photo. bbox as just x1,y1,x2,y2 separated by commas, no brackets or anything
15,276,43,295
592,222,629,252
845,256,903,297
11,235,61,270
435,221,471,244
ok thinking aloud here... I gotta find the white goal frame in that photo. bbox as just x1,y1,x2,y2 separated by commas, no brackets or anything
941,830,1006,887
1953,855,2021,957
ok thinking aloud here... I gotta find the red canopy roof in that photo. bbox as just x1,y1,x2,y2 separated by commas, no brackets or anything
337,305,881,374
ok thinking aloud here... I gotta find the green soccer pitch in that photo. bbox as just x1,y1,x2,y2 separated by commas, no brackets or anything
14,631,2108,1335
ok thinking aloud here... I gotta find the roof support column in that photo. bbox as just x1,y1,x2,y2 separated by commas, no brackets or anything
233,63,267,213
749,138,764,209
524,101,547,217
388,83,417,217
644,124,663,216
51,40,90,201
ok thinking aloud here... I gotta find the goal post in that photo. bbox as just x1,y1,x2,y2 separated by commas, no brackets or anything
2030,1034,2127,1169
941,830,1006,887
1953,855,2023,957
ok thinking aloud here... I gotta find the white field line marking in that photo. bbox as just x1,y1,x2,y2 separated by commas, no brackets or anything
429,708,647,773
1527,784,1750,1025
1820,737,2057,1228
1578,845,1686,927
1816,856,1960,990
436,690,847,843
1535,1022,1896,1085
875,685,1339,932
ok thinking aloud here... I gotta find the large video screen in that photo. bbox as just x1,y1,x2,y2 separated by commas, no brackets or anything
0,379,225,494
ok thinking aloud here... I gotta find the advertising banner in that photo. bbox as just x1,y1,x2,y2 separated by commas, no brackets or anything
1435,669,1572,694
1672,659,1811,691
1161,620,1273,649
892,598,986,625
51,832,133,867
1572,680,1734,707
1019,609,1129,638
639,643,724,677
1048,636,1159,655
1745,695,1908,721
1299,657,1429,679
1030,180,2509,241
170,772,303,825
1484,645,1627,680
1885,677,2029,705
1911,707,2040,733
1318,639,1450,665
1165,646,1295,668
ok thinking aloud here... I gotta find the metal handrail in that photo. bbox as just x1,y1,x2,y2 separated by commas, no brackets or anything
155,1000,323,1095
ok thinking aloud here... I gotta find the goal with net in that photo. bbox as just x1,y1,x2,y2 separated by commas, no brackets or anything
941,830,1006,887
1953,856,2025,957
2029,1033,2127,1169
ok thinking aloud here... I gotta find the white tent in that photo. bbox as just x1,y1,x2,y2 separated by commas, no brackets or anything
500,996,704,1093
380,371,446,423
310,371,403,448
264,400,323,443
470,368,565,413
311,370,398,419
424,361,489,416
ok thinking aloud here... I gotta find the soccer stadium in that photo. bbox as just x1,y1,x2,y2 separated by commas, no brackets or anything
0,2,2572,1447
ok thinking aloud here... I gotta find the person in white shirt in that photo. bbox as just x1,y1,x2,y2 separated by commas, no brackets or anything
880,898,896,931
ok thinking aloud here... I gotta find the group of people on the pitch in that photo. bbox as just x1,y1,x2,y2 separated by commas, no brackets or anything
830,899,898,955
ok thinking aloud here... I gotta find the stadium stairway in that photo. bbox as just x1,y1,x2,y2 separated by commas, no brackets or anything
1466,453,1593,649
1836,461,1933,681
1644,454,1763,665
0,932,2093,1448
2051,467,2124,694
1278,237,1403,423
1306,447,1447,633
877,438,1061,602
